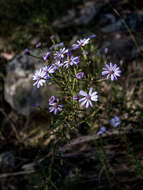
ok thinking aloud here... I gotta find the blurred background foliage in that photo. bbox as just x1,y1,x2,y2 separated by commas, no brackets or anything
0,0,80,52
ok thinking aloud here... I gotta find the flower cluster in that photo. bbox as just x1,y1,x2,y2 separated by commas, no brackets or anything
28,35,122,115
49,96,63,115
26,34,124,190
97,116,121,135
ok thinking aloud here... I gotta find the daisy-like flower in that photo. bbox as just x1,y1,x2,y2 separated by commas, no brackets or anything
50,35,56,40
89,34,96,39
79,87,98,108
49,42,64,51
102,62,121,81
72,38,90,50
34,103,39,108
66,49,72,57
97,126,106,135
49,96,56,104
35,42,41,48
43,65,56,75
52,59,64,70
110,116,120,127
33,68,47,88
24,48,30,55
54,48,68,60
49,97,63,115
64,56,80,68
73,95,79,101
76,72,84,80
43,52,51,61
104,48,109,54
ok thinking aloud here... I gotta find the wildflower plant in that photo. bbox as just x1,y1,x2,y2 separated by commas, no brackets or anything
27,36,143,190
25,35,121,140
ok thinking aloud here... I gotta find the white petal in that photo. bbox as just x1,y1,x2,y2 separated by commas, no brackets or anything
37,83,41,88
105,64,110,70
107,74,110,79
79,90,87,96
80,99,87,107
89,87,93,96
49,107,54,112
110,62,113,68
111,74,114,81
112,64,117,70
102,71,109,75
89,100,93,107
113,74,117,80
115,72,120,77
91,95,98,102
54,109,57,115
79,97,86,102
86,101,89,108
91,91,97,96
33,81,38,86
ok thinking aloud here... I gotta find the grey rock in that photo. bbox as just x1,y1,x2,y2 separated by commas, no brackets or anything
99,13,116,26
101,12,143,33
74,2,103,25
101,36,140,61
4,49,57,116
101,19,125,33
52,1,104,28
52,9,76,28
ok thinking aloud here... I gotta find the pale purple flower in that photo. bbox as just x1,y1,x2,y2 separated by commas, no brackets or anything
54,48,68,60
66,49,72,57
49,96,56,104
33,68,47,88
50,42,64,51
89,34,96,39
43,52,51,61
82,50,88,55
34,103,39,108
120,60,124,64
52,60,63,69
64,56,80,68
24,48,30,55
43,65,56,75
104,48,108,54
79,87,98,108
70,56,80,66
50,35,56,40
72,38,90,50
102,62,121,81
73,95,79,101
110,116,120,127
97,126,106,135
41,67,50,79
76,72,84,80
35,42,41,48
49,98,63,115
